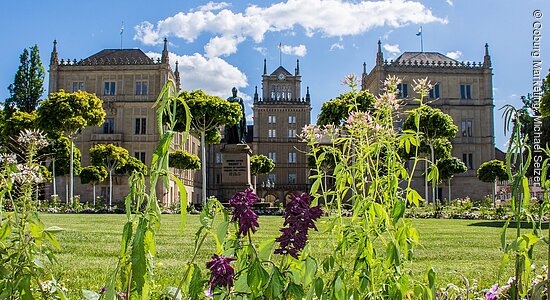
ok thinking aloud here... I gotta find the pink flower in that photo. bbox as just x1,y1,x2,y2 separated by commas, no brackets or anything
485,283,499,300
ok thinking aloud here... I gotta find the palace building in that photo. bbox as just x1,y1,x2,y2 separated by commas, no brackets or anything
362,41,495,201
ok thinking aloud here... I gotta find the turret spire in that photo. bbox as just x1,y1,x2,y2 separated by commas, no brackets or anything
50,40,59,66
483,43,491,68
263,59,267,75
174,61,180,90
376,40,384,66
162,37,169,64
254,86,259,102
306,86,310,102
362,62,366,75
295,59,300,75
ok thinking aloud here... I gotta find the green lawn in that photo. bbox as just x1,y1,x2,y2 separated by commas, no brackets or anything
40,214,548,298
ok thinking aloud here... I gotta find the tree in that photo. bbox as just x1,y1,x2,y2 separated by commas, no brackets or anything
37,90,105,204
169,150,201,170
89,144,129,208
42,136,82,199
2,110,37,140
250,154,275,191
116,156,147,175
437,157,467,204
403,105,458,208
80,166,108,207
477,159,509,207
173,90,242,205
317,90,375,126
5,45,45,114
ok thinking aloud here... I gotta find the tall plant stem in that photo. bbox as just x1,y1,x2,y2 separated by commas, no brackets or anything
173,233,207,300
201,130,207,207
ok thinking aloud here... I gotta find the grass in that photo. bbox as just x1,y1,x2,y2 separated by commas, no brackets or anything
40,213,548,298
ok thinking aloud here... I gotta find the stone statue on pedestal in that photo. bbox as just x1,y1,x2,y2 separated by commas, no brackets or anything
225,87,247,144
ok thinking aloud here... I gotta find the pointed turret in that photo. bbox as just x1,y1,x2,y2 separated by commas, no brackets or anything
362,62,367,75
50,40,59,66
483,43,491,68
376,40,384,66
263,59,267,75
174,61,181,90
254,86,259,103
306,86,310,102
162,37,169,64
295,59,300,75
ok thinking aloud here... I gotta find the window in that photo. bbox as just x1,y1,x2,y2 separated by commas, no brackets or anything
288,115,296,124
100,186,110,199
397,83,408,98
267,173,276,184
461,120,473,137
268,129,277,138
216,174,221,184
135,81,148,95
288,129,297,138
288,152,297,163
135,118,146,135
104,81,116,95
429,84,440,99
268,152,276,163
460,84,471,99
268,115,276,124
102,118,114,134
72,81,84,92
288,173,297,184
463,153,474,170
215,153,222,164
134,152,146,164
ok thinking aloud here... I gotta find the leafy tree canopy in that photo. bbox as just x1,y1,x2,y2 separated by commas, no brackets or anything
5,45,45,114
171,90,241,140
2,110,37,140
115,156,147,175
399,137,452,160
250,154,275,176
402,105,458,140
80,165,108,185
317,90,376,126
89,144,129,171
437,157,467,182
42,136,82,176
477,159,509,183
37,90,105,137
169,150,201,170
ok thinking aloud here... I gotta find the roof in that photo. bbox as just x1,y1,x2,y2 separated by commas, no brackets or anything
77,49,155,65
394,52,459,64
270,66,292,76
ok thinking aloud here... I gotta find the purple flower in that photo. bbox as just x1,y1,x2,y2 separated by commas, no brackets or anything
485,283,499,300
274,193,323,258
229,188,259,237
206,255,236,291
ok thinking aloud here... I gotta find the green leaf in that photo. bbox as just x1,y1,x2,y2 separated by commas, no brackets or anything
168,172,188,235
522,176,530,209
265,267,284,299
392,199,406,224
314,278,324,298
247,259,270,293
311,177,322,196
406,189,422,207
333,275,345,300
43,226,64,233
287,282,305,300
120,221,133,256
258,238,275,261
500,219,510,251
234,270,250,294
213,220,229,253
303,257,317,287
0,222,11,241
81,290,100,300
189,264,203,300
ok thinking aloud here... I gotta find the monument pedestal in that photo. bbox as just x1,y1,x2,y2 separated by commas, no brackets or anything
220,144,252,201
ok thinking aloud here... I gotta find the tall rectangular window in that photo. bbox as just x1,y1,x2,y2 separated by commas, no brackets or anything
429,84,440,99
288,129,297,138
461,120,473,137
134,152,146,164
135,81,148,95
135,118,146,135
104,81,116,95
268,115,276,124
103,118,114,134
268,152,276,163
267,173,276,184
460,84,471,99
463,153,474,170
288,152,297,163
215,153,222,164
397,83,408,98
288,173,297,184
268,129,277,138
72,82,84,92
288,115,296,124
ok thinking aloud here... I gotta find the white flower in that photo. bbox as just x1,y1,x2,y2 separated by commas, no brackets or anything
17,129,48,151
12,164,43,185
0,153,17,165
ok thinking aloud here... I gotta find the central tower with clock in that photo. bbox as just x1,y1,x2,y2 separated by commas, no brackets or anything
252,59,311,204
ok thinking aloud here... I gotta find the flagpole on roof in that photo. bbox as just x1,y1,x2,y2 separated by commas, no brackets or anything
416,26,423,52
278,42,282,66
120,21,124,50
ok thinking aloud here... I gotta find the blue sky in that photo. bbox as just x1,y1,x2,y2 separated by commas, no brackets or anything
1,0,549,149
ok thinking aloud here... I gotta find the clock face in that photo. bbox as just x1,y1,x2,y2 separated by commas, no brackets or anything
278,74,285,80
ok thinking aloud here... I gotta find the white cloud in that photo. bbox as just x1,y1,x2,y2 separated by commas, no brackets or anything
253,46,267,55
383,43,401,55
383,30,394,40
197,1,231,12
280,44,307,56
135,0,446,55
205,35,245,57
446,0,454,6
445,50,462,60
330,43,344,51
147,51,248,97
